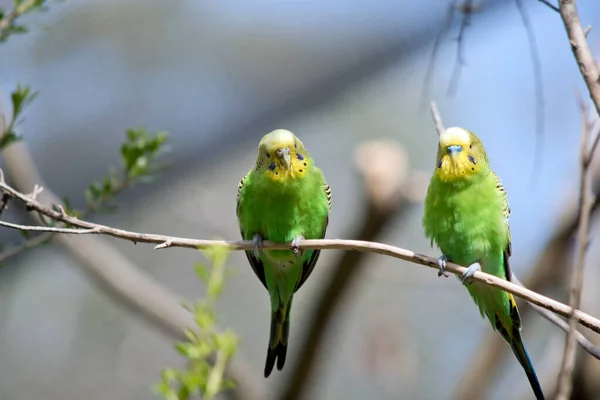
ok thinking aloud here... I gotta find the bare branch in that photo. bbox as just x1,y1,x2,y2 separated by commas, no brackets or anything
538,0,560,13
0,141,268,400
515,0,546,186
511,275,600,360
447,0,479,96
555,1,600,397
1,178,599,334
419,2,455,111
557,94,597,399
0,220,100,234
430,101,446,135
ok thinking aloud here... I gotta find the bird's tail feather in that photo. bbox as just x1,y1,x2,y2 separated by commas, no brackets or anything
264,298,292,378
495,295,545,400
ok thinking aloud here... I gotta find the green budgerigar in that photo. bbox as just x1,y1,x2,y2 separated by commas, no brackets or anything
236,129,331,377
422,127,544,400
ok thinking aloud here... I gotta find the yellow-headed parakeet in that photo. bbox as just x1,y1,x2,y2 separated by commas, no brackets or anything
422,127,544,400
236,129,331,377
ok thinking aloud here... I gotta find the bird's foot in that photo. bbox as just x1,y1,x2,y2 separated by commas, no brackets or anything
461,262,481,285
291,235,305,256
252,234,264,258
437,254,450,278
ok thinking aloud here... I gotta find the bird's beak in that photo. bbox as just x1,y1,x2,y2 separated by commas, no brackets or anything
276,147,291,169
446,145,463,158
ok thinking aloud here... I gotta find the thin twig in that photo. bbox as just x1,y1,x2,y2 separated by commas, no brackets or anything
0,141,267,400
512,275,600,360
515,0,546,186
430,101,446,135
419,3,455,111
447,0,477,96
556,1,600,398
0,178,599,334
0,220,100,234
0,0,43,42
556,97,597,399
538,0,560,13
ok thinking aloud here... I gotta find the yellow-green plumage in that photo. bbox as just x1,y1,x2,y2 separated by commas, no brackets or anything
236,129,331,377
422,127,544,400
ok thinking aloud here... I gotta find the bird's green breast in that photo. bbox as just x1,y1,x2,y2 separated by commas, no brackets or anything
237,165,329,249
422,171,509,267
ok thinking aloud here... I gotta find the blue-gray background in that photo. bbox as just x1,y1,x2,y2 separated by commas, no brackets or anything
0,0,598,399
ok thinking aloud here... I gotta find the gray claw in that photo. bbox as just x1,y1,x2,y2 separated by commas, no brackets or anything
461,262,481,285
252,234,263,258
291,235,305,256
437,255,450,278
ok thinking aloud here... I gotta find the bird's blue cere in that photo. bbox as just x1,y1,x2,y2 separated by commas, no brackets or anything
446,145,463,154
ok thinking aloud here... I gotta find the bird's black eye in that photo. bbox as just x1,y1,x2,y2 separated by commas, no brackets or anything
469,144,472,149
266,152,270,158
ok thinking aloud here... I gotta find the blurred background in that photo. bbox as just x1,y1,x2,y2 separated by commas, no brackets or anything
0,0,599,399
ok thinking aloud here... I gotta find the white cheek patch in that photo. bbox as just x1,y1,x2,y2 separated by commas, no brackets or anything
440,126,471,148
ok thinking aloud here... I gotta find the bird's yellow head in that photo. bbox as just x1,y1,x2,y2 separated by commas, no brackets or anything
434,126,489,183
255,129,310,182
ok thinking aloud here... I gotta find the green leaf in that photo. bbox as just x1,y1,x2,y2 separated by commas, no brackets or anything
194,263,209,283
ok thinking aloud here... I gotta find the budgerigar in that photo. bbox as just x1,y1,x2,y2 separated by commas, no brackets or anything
236,129,331,377
422,127,544,400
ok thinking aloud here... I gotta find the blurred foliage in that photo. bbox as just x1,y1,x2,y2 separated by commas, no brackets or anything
0,0,50,43
155,246,239,400
0,84,38,150
83,126,169,213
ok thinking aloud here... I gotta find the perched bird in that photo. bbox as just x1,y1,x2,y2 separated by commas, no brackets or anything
236,129,331,377
422,127,544,400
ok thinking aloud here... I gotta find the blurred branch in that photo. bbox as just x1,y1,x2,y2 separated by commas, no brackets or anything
422,0,546,182
277,140,413,400
538,0,560,13
556,1,600,398
556,99,598,398
1,175,600,334
447,0,479,97
0,0,49,43
512,276,600,360
515,0,546,185
419,1,455,111
0,123,267,400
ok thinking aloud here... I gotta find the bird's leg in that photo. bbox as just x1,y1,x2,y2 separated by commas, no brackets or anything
461,262,481,285
291,235,305,256
436,254,450,278
252,234,264,258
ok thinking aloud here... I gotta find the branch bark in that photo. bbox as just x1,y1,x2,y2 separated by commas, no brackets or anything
1,176,599,336
556,1,600,398
0,139,267,400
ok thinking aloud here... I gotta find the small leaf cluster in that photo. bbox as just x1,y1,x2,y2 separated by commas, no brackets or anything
155,246,239,400
84,127,169,212
0,0,49,43
0,85,38,150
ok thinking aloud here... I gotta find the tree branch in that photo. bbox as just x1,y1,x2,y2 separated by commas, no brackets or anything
556,1,600,398
0,141,267,400
0,177,599,336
